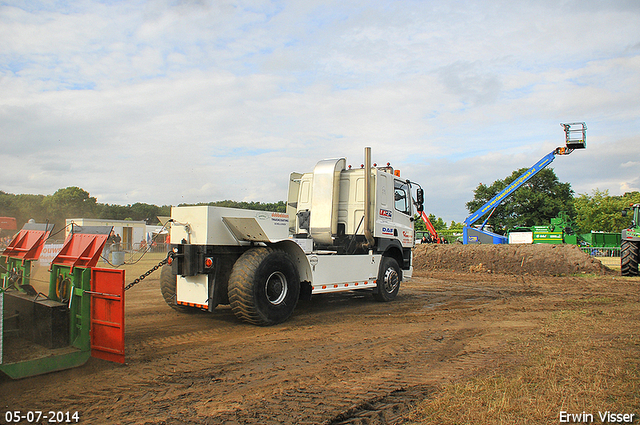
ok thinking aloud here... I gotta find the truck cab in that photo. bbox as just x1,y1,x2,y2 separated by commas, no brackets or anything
287,157,416,271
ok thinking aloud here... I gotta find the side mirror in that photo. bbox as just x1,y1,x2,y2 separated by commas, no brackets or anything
416,188,424,209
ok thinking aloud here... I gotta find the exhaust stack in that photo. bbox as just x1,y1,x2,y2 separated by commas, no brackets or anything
363,147,375,249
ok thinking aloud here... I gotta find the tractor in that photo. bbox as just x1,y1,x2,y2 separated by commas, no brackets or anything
621,203,640,276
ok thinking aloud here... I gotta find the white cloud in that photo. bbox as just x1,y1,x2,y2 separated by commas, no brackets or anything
0,0,639,225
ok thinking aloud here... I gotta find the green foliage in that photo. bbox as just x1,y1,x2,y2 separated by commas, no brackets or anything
97,203,132,221
0,191,47,228
575,190,640,233
97,202,171,224
43,187,97,230
413,213,455,233
448,221,464,232
427,214,446,231
413,215,427,232
466,168,575,234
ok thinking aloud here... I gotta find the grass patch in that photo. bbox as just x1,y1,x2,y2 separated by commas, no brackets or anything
406,299,640,424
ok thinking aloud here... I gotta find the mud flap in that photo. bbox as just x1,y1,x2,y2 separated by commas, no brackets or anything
90,268,125,364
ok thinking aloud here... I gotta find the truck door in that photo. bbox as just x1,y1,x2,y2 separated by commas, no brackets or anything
392,179,414,247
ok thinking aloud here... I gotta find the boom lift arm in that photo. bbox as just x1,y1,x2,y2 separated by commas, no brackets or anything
463,122,586,244
418,211,442,243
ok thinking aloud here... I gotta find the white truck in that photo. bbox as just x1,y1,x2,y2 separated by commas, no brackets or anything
161,148,425,325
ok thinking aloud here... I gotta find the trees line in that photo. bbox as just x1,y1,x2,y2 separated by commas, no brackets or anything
463,168,640,235
2,174,638,239
574,189,640,233
424,168,639,235
0,187,285,236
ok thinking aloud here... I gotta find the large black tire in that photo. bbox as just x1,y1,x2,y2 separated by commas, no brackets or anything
621,240,639,277
159,264,203,313
373,256,401,302
228,248,300,326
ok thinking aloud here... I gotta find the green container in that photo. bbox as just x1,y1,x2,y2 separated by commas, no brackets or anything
580,233,593,245
590,232,621,248
564,234,578,245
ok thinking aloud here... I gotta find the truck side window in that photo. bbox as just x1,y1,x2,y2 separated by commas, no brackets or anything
394,180,410,215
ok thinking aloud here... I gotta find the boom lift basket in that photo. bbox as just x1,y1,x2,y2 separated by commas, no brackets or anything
562,122,587,150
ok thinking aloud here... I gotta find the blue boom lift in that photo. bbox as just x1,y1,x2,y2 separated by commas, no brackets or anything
463,122,586,244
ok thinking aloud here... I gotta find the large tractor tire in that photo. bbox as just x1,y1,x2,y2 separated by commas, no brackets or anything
621,240,639,277
228,247,300,326
373,256,401,302
160,264,203,313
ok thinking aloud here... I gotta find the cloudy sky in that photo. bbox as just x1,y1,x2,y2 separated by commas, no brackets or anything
2,0,639,223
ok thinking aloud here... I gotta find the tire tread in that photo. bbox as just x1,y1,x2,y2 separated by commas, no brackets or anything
621,240,639,277
228,248,273,325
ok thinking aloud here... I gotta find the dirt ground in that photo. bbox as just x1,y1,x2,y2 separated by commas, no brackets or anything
0,245,637,424
413,243,613,276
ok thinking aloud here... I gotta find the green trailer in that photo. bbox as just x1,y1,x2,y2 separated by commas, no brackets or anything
591,232,622,248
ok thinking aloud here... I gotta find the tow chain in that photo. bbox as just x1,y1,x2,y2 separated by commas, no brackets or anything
124,254,171,291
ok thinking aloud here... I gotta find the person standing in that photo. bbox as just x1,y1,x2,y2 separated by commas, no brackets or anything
103,230,116,263
115,233,122,251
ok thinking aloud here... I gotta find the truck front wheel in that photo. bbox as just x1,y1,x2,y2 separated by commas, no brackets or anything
621,240,639,277
228,248,300,326
373,256,401,302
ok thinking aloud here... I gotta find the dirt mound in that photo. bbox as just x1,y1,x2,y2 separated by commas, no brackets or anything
413,243,612,276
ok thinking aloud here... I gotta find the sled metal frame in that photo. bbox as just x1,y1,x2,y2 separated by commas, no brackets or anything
0,227,124,379
1,224,53,291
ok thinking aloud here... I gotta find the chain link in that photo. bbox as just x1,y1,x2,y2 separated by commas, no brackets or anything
124,254,170,291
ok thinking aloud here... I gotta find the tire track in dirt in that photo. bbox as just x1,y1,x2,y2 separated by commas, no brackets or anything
5,322,495,424
129,327,486,425
2,272,612,424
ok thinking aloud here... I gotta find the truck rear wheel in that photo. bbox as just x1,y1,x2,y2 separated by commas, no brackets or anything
373,256,401,302
160,264,203,313
228,247,300,326
621,240,639,277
